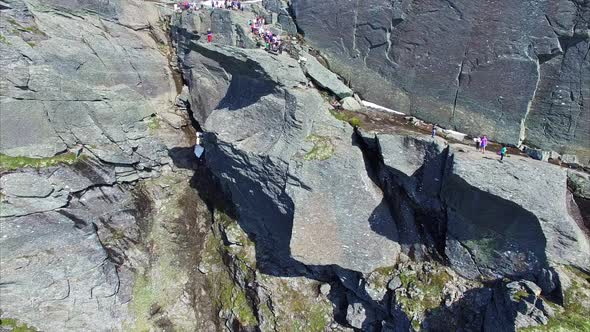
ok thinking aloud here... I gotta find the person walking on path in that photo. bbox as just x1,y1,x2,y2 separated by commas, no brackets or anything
499,146,507,161
481,135,488,154
207,29,213,43
474,136,481,151
431,124,437,138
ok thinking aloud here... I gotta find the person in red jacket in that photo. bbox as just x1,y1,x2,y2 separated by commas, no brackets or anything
207,29,213,43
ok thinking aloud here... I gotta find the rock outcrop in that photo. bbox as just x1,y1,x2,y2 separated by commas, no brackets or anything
0,0,203,330
0,0,174,172
291,0,590,164
174,37,401,274
360,131,589,283
2,1,589,331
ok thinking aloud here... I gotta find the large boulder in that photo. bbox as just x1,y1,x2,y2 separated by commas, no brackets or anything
443,145,590,280
301,50,353,99
177,38,401,273
291,0,590,164
365,131,589,283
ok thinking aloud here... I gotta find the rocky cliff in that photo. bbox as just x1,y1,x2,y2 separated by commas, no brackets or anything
1,1,590,331
291,0,590,165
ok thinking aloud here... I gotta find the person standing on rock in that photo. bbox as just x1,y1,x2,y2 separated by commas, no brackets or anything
194,132,205,159
207,29,213,43
499,146,507,161
481,135,488,154
474,136,481,151
431,124,437,138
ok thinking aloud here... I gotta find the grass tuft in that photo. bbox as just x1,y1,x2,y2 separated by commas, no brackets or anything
0,318,37,332
0,152,80,171
330,109,362,127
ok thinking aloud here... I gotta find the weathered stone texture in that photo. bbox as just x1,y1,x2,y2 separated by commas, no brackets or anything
292,0,590,163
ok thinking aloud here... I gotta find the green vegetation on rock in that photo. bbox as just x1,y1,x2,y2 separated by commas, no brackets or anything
304,135,335,161
0,152,80,171
0,34,9,44
202,232,258,328
146,116,161,131
396,268,451,330
0,318,37,332
330,109,362,127
274,280,331,332
522,267,590,332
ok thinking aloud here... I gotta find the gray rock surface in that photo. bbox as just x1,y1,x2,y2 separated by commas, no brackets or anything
568,170,590,199
176,37,400,272
341,96,362,111
0,172,69,217
0,0,175,170
363,130,589,283
443,145,590,280
0,0,186,330
301,51,353,99
292,0,590,164
0,211,126,331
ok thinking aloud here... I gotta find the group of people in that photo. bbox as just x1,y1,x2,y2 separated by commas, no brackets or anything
175,0,244,12
175,1,200,12
474,135,508,161
214,0,243,10
432,124,508,162
249,16,283,53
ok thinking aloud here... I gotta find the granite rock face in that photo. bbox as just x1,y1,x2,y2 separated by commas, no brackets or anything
443,144,590,280
1,211,127,331
292,0,590,164
0,0,191,330
361,132,589,283
175,39,401,274
0,0,175,170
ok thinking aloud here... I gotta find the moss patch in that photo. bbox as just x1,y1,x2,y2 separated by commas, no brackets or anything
330,109,362,127
304,135,335,161
0,152,80,171
273,280,331,332
203,232,258,328
521,267,590,332
0,34,9,44
146,116,161,132
0,318,37,332
396,268,451,330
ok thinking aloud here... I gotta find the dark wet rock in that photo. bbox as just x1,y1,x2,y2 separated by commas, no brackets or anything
483,280,551,331
524,147,551,162
291,0,590,163
561,154,581,168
